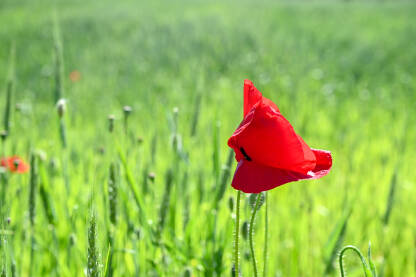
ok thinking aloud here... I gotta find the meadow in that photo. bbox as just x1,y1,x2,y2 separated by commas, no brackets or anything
0,0,415,276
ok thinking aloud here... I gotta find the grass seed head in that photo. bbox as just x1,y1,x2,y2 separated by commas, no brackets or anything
123,105,132,115
123,106,132,134
69,233,76,246
35,149,47,162
241,221,249,240
148,172,156,182
183,267,192,277
87,212,100,277
243,250,251,260
108,163,118,225
0,130,8,142
108,114,115,132
28,153,38,226
134,227,141,240
56,98,67,117
228,196,234,212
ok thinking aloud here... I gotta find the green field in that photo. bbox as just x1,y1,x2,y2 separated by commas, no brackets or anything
1,0,415,276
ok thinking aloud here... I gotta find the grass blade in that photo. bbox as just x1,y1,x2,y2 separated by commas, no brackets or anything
158,169,173,235
382,170,398,225
53,14,64,103
212,121,220,182
3,42,15,134
118,147,147,225
324,207,352,274
190,92,202,137
214,149,234,206
367,242,377,277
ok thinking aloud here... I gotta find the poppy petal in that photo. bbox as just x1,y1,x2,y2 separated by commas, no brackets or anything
243,79,262,117
311,149,332,174
231,152,331,193
228,100,316,174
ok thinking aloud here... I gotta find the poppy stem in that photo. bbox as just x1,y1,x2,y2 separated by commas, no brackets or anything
249,193,262,277
234,190,241,276
263,192,268,277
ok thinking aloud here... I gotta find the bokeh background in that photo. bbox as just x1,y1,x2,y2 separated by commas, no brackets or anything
0,0,415,276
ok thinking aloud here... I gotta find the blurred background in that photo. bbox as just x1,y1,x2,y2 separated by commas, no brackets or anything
0,0,415,276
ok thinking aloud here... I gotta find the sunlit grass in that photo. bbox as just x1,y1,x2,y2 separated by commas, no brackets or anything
0,0,415,276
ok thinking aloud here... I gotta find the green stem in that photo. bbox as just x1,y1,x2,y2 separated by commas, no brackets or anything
339,245,370,277
263,192,268,277
59,118,67,149
234,190,241,276
249,193,262,277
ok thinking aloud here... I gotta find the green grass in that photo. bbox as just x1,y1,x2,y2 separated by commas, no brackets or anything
1,0,416,276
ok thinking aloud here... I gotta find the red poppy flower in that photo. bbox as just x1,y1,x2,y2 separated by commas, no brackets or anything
0,156,30,174
228,80,332,193
69,70,81,82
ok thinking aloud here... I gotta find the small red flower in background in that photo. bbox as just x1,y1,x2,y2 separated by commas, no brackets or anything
0,156,29,174
228,80,332,193
69,70,81,82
